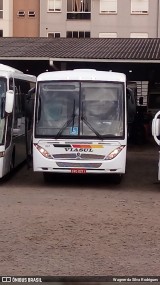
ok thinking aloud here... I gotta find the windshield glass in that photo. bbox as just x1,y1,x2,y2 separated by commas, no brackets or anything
0,78,6,144
36,82,79,136
81,82,124,137
35,81,124,138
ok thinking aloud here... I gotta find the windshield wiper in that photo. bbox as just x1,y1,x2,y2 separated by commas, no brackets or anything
81,102,103,139
55,99,76,139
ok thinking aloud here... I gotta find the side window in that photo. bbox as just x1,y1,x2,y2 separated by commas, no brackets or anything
9,78,14,90
13,79,26,134
13,79,35,134
19,80,31,115
14,79,22,130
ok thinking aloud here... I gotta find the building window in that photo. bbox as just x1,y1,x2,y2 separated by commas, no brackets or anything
67,0,91,20
100,0,117,14
0,30,3,37
48,0,62,12
131,0,149,14
48,32,61,38
17,11,25,17
0,0,3,18
99,32,117,38
28,11,36,17
130,32,148,38
66,31,90,38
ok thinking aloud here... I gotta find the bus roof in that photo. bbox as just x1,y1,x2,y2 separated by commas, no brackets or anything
0,64,23,73
0,64,36,82
37,69,126,83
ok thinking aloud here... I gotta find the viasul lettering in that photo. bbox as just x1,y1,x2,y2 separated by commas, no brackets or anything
65,148,93,152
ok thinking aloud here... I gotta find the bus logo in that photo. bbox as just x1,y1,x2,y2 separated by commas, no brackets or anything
76,152,81,159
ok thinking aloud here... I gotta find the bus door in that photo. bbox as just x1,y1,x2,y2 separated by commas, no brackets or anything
12,79,31,166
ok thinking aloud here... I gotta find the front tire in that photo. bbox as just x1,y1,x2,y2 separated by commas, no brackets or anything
111,174,123,184
43,172,53,183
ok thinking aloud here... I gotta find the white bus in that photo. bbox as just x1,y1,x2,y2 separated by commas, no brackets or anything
0,64,36,178
152,110,160,180
31,69,135,183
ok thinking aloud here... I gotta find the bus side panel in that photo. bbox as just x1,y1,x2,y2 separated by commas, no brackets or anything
0,145,13,177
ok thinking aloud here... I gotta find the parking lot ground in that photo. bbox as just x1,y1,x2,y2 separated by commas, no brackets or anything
0,139,160,276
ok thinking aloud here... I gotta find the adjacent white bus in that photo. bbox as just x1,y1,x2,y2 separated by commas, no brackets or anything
152,111,160,180
32,69,135,183
0,64,36,178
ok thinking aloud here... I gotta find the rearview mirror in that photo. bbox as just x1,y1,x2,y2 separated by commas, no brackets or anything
5,90,14,114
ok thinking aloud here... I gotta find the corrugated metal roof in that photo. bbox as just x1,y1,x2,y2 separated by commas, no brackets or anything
0,37,160,61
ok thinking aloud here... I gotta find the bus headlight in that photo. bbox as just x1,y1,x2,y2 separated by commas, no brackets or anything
34,144,52,159
105,146,125,160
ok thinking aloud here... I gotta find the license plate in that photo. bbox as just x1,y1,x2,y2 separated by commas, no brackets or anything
71,169,86,174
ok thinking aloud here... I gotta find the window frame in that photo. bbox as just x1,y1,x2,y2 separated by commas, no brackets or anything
47,0,62,12
47,32,61,38
100,0,117,14
67,0,91,20
130,32,148,38
0,0,3,19
131,0,149,15
66,31,90,38
17,11,25,17
28,11,36,18
99,32,117,38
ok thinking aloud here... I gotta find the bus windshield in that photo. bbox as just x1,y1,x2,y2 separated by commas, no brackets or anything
35,81,124,138
0,78,6,144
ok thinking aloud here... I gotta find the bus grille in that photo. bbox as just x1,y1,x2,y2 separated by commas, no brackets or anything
56,162,102,168
53,154,105,160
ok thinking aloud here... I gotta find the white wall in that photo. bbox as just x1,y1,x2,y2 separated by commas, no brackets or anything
0,0,13,36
